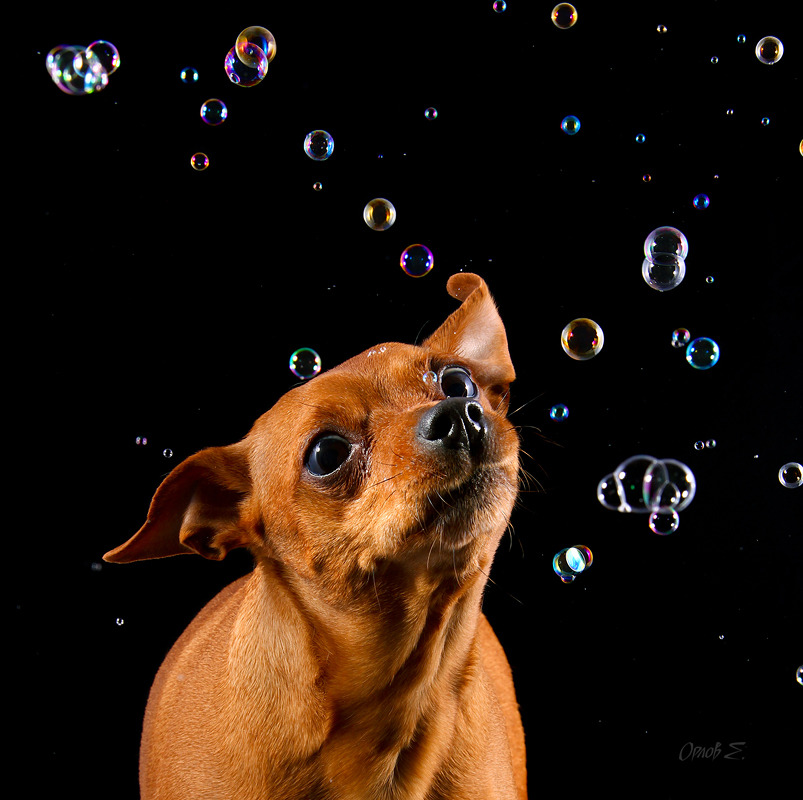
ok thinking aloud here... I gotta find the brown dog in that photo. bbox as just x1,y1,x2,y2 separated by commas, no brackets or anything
105,273,526,799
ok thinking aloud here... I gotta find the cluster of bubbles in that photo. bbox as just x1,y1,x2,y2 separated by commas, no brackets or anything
225,26,276,87
560,318,604,361
671,326,720,370
400,244,434,277
553,545,592,583
364,198,397,231
304,130,335,161
551,3,578,29
778,462,803,489
597,455,696,535
642,226,688,292
46,40,120,95
289,348,322,380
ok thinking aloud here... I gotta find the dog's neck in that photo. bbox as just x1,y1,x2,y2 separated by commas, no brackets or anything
235,552,492,794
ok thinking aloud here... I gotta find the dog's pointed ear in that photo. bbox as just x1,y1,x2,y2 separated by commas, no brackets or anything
423,273,515,409
104,442,258,563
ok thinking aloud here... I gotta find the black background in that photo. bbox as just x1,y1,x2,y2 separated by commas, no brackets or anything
14,2,801,798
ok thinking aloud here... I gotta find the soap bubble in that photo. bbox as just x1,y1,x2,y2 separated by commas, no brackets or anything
400,244,434,277
363,198,397,231
47,45,109,95
304,130,334,161
560,318,604,361
289,348,322,380
649,509,679,535
190,153,209,171
200,98,228,126
755,36,783,65
672,328,691,348
693,193,710,209
686,337,720,370
225,42,268,86
778,462,802,489
180,67,199,83
561,115,581,135
642,254,686,292
236,26,276,63
549,404,569,421
551,3,578,29
493,0,507,12
645,227,689,260
86,40,120,75
635,133,646,144
553,545,592,583
643,458,696,512
424,107,438,120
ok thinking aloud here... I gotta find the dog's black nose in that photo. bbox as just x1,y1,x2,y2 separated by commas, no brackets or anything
418,398,486,452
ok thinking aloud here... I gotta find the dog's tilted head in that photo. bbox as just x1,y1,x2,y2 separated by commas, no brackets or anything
104,273,519,602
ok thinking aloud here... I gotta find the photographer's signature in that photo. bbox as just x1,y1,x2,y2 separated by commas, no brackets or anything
679,741,746,761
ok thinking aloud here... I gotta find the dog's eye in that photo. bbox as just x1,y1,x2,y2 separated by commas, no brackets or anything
440,367,477,398
306,434,352,476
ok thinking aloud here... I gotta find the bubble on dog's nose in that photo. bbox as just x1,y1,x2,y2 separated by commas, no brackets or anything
289,347,322,380
363,198,397,231
560,318,604,361
200,98,228,126
400,244,434,277
553,545,592,583
304,130,334,161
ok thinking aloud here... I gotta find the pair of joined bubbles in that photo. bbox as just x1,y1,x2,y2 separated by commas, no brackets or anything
597,455,696,535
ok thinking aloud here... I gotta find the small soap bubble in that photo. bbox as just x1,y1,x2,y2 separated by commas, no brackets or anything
236,26,277,64
694,440,705,451
135,436,148,446
737,34,746,44
225,43,268,86
553,545,592,583
423,370,438,386
643,458,696,512
180,67,199,83
755,36,783,65
549,403,569,421
200,98,228,126
190,152,209,171
648,509,679,535
551,3,578,29
163,449,173,459
797,665,803,685
710,56,719,64
642,174,652,183
312,181,323,191
560,318,604,361
289,348,322,380
493,0,507,11
642,254,686,292
693,193,710,209
363,198,397,231
657,25,668,34
400,244,434,277
424,106,438,120
705,275,715,284
116,618,125,626
705,439,716,449
635,133,646,144
304,130,334,161
778,462,803,489
644,227,689,260
86,40,120,75
760,116,770,127
560,115,581,135
685,337,720,370
671,328,691,348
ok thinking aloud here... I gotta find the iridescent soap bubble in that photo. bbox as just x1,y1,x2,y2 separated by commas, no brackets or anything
236,26,277,63
635,133,646,143
363,198,397,231
304,130,334,161
400,244,434,277
47,45,108,95
86,40,120,75
551,3,578,29
644,227,689,260
190,152,209,171
289,348,322,380
693,193,710,209
180,67,199,83
200,98,228,126
493,0,507,11
560,318,604,361
755,36,784,65
686,337,720,370
672,328,691,348
561,115,581,135
553,545,592,583
643,458,696,512
424,106,438,120
225,42,268,86
778,462,803,489
642,254,686,291
649,509,679,535
549,403,569,421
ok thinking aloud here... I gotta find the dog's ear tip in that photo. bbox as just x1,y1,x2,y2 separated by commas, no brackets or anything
446,272,485,302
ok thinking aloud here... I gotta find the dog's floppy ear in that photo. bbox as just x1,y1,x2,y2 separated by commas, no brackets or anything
104,443,258,563
423,273,515,409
